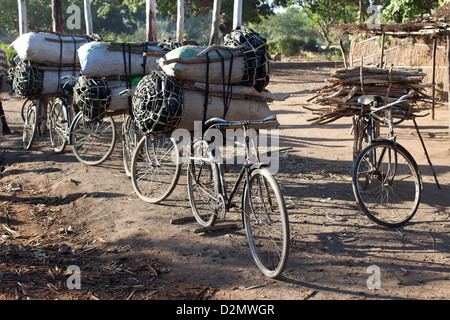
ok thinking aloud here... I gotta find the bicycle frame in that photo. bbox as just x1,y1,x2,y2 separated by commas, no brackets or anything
201,117,276,217
359,94,414,187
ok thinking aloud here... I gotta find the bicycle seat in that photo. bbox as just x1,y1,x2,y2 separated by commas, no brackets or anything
358,95,382,106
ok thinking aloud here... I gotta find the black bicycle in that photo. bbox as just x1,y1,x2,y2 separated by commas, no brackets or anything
187,115,290,278
352,94,422,228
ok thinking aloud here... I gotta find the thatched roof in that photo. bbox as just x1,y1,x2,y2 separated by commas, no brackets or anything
332,5,450,38
332,21,450,37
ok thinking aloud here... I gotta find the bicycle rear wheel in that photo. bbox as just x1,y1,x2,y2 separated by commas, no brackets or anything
49,98,68,153
131,135,181,203
71,113,116,165
352,140,422,228
23,102,38,150
243,168,290,278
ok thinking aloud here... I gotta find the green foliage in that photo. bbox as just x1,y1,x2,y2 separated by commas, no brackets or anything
289,0,358,49
0,43,17,66
380,0,441,23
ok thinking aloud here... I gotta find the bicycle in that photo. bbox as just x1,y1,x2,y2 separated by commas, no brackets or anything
186,115,290,278
47,76,117,166
118,88,182,203
352,94,422,228
22,97,51,150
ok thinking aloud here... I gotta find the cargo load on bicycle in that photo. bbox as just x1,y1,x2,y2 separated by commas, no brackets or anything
132,27,286,135
74,41,170,121
158,26,270,92
305,66,432,125
10,32,100,99
131,70,286,134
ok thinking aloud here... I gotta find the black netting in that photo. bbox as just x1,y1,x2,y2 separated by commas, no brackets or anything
73,76,111,121
224,26,270,92
132,70,183,135
12,61,44,98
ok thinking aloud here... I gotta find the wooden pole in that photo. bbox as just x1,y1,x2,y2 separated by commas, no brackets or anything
233,0,242,30
339,38,348,68
17,0,27,35
84,0,93,35
379,32,385,68
431,36,437,120
447,32,450,134
177,0,184,44
146,0,157,42
209,0,221,45
51,0,63,34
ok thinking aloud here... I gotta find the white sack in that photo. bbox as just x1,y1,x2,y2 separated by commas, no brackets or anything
108,81,137,111
42,70,80,95
78,42,164,78
12,32,90,65
158,45,245,85
176,89,276,132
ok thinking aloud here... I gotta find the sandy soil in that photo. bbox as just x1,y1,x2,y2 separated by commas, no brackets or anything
0,61,449,301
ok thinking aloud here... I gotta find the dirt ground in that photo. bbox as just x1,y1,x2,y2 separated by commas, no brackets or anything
0,61,449,301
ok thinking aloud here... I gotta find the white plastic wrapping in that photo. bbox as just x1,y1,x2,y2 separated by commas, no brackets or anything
78,42,165,78
12,32,90,65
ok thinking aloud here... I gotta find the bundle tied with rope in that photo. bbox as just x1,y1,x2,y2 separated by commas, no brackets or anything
224,26,270,92
132,70,184,134
73,76,111,121
74,41,169,121
139,26,282,134
11,32,99,99
305,66,432,125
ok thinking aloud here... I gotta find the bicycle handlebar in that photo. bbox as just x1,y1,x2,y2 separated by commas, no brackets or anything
204,115,277,129
369,94,414,113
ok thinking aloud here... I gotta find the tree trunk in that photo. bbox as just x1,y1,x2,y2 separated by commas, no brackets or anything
51,0,63,34
17,0,27,35
146,0,157,42
177,0,184,44
233,0,242,30
209,0,221,45
84,0,94,35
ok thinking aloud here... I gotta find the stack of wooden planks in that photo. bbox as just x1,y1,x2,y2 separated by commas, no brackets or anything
305,66,432,125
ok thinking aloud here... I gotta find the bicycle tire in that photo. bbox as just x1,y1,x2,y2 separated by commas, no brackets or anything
243,168,290,278
49,98,68,153
131,135,181,203
21,99,31,122
71,113,116,165
122,115,139,177
186,139,222,227
22,102,38,150
352,140,422,228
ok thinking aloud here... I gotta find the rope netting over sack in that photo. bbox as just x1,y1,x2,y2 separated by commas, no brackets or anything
132,70,183,135
12,61,44,98
224,26,270,92
73,76,111,121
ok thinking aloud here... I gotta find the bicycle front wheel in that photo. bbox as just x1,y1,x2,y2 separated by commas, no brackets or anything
23,102,38,150
352,141,421,228
49,98,68,153
71,114,116,165
131,135,181,203
243,168,290,278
